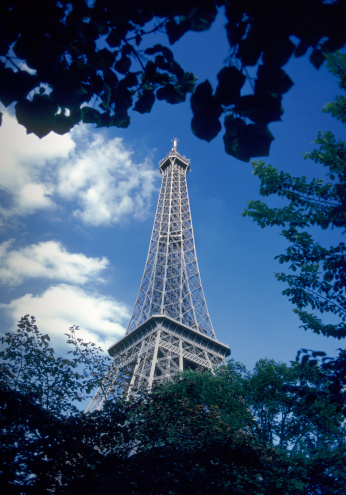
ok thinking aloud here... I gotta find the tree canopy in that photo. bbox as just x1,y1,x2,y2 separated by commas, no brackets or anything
1,0,346,160
1,318,345,494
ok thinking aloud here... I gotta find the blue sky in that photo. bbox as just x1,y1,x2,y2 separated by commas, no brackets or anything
0,11,344,370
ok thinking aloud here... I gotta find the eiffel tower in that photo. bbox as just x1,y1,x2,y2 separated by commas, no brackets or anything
86,141,230,412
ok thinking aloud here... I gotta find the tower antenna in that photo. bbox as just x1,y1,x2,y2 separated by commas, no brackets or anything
171,137,178,151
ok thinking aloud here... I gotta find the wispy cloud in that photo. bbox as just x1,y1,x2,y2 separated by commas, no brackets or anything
0,284,129,350
0,112,158,226
0,240,109,286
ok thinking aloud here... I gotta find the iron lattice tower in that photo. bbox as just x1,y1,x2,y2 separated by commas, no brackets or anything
86,142,230,412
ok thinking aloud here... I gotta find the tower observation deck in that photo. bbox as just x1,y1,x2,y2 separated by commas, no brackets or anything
86,142,230,411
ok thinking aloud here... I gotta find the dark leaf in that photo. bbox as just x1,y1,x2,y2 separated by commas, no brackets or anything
190,81,222,141
122,72,139,88
144,44,163,56
0,65,37,107
96,111,111,127
166,19,188,45
100,83,111,110
161,46,174,62
81,107,101,125
181,72,197,93
110,110,130,128
310,49,325,70
294,41,309,58
238,27,263,66
245,124,274,157
103,68,119,87
52,114,77,135
15,94,58,138
189,5,217,32
237,94,283,124
106,28,122,48
262,37,296,67
255,65,294,96
191,115,221,142
115,55,131,75
134,90,155,114
191,81,221,118
157,84,184,104
223,115,251,162
312,351,327,358
112,82,132,110
215,66,246,106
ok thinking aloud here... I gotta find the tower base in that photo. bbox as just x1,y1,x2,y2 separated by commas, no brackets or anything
86,315,230,412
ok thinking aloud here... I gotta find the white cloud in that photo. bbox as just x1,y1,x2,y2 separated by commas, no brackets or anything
0,284,129,351
0,112,158,226
58,133,157,226
0,240,109,286
0,112,75,217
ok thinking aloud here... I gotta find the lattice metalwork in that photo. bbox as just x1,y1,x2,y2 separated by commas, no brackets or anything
127,143,215,338
86,316,230,412
86,143,230,413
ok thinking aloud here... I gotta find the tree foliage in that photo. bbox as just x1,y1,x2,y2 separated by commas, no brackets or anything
244,53,345,337
0,314,111,416
1,320,345,494
1,1,345,160
243,53,346,409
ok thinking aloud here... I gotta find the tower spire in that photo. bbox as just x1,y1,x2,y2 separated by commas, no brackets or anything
86,144,230,411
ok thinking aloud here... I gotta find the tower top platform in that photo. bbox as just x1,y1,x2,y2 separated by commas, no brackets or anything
159,139,190,173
